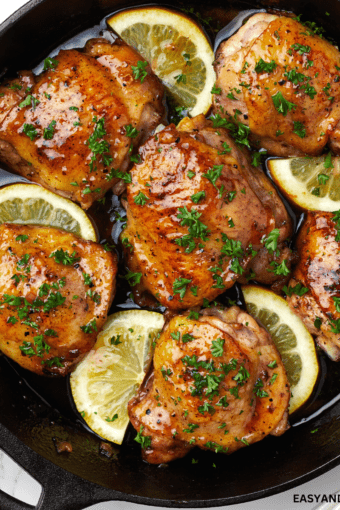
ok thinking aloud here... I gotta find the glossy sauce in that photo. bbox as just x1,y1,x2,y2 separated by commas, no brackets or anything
3,3,340,444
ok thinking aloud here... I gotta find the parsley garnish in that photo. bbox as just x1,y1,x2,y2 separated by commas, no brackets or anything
318,174,330,185
253,378,269,398
131,61,148,83
255,59,277,73
173,277,192,300
203,165,223,189
211,84,221,95
106,169,132,183
15,235,28,242
268,260,290,276
261,228,280,255
43,120,56,140
134,192,149,206
111,335,122,345
23,123,38,141
175,74,186,84
211,338,224,357
283,282,308,297
290,43,311,55
106,414,118,422
49,249,80,265
43,57,59,71
293,121,306,138
272,91,296,116
19,94,40,109
134,425,152,449
124,271,142,287
125,124,139,138
80,319,97,334
314,317,322,329
86,117,112,170
191,191,205,203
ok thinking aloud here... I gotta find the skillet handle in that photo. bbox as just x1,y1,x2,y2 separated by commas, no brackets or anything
0,423,118,510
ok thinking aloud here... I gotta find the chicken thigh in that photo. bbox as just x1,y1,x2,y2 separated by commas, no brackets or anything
122,115,293,311
286,211,340,361
0,223,117,375
0,37,164,209
213,13,340,157
128,305,290,464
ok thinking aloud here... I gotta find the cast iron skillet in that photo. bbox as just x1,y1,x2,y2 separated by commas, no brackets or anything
1,0,340,508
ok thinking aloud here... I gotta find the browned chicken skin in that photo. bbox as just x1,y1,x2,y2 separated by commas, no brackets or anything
128,305,290,464
0,223,117,375
214,13,340,156
122,115,293,310
0,37,164,208
286,211,340,361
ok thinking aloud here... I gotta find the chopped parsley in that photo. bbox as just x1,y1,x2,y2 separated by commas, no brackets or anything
15,235,28,242
293,121,306,138
80,319,97,334
255,59,277,74
19,94,40,109
261,228,280,255
191,191,205,204
43,120,56,140
173,277,192,300
211,337,224,357
124,271,142,287
131,61,148,83
43,57,59,71
125,124,139,138
22,123,38,141
283,282,308,297
211,84,222,95
272,91,296,116
134,425,152,449
134,192,149,206
49,249,80,265
290,43,311,55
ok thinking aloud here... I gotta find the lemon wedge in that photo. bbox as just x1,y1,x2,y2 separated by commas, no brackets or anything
0,183,96,240
70,310,165,444
242,285,319,414
267,156,340,211
107,6,215,117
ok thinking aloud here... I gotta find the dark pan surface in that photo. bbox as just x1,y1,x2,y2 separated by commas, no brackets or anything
1,0,340,508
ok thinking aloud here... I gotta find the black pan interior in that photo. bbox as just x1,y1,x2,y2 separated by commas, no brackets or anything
1,0,340,508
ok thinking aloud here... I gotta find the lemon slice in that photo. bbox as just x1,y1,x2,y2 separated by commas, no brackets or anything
242,285,319,414
0,183,96,240
267,156,340,211
107,6,215,117
70,310,165,444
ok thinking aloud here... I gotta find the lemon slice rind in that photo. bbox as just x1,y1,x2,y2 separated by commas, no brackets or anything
0,183,97,240
107,6,215,117
242,285,319,414
267,156,340,212
70,309,165,444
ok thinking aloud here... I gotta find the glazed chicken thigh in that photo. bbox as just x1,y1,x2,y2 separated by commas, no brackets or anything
286,211,340,361
128,305,290,464
0,223,117,375
122,115,293,310
214,13,340,156
0,37,164,209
